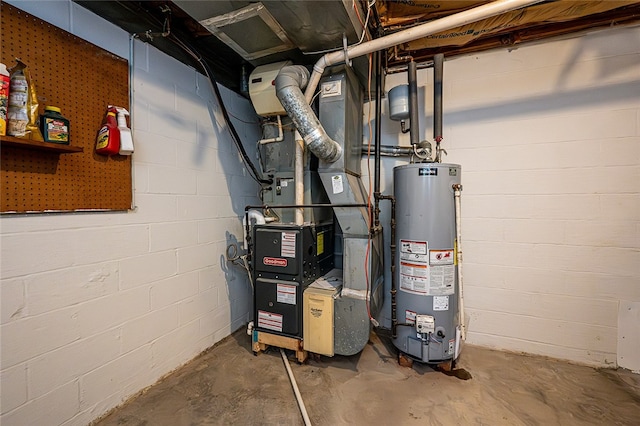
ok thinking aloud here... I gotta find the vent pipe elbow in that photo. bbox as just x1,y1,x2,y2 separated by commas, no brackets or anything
275,66,342,163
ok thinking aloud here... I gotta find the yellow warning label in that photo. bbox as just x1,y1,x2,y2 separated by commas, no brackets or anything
317,232,325,256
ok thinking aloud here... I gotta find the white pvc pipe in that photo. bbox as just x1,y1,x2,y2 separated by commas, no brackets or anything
304,0,543,101
453,185,465,341
243,209,266,249
258,115,284,145
294,131,305,225
280,349,312,426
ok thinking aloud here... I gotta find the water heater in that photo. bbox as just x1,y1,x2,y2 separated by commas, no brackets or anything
392,162,461,363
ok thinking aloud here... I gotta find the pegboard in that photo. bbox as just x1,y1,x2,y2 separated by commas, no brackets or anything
1,3,131,213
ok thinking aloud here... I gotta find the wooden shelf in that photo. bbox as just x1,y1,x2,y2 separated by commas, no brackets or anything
1,135,84,153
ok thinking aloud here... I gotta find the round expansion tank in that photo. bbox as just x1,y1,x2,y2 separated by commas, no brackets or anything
388,84,410,121
392,163,461,363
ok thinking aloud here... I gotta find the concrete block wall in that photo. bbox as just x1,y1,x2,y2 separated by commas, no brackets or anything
370,25,639,368
0,1,260,424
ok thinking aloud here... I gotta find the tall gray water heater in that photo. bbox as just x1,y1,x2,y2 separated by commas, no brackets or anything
392,162,461,363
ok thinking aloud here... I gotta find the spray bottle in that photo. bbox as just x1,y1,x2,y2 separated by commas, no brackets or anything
115,107,134,155
95,106,120,155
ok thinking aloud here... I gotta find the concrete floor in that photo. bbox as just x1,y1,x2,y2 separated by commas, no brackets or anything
95,329,640,425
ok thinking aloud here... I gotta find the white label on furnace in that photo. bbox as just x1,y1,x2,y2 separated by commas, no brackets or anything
276,283,296,305
332,175,344,194
429,264,455,296
321,80,342,97
258,310,283,332
433,295,449,311
405,310,417,325
400,261,429,294
281,231,296,258
430,249,454,265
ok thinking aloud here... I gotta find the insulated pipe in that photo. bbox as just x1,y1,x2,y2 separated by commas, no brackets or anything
303,0,543,102
433,53,444,143
453,184,466,341
275,66,342,163
408,60,419,146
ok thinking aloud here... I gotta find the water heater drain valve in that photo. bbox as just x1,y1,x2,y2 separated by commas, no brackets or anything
416,315,435,334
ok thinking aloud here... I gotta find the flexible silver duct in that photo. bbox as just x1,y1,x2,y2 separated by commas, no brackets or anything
275,66,342,163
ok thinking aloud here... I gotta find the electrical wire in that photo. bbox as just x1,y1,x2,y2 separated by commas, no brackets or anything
168,35,272,186
226,110,261,125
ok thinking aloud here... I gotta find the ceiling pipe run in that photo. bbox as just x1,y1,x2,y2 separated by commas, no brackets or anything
304,0,544,103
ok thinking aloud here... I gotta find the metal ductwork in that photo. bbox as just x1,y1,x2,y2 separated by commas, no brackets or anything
275,66,342,163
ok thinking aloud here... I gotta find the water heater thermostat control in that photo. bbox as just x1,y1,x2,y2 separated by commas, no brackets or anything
416,315,435,334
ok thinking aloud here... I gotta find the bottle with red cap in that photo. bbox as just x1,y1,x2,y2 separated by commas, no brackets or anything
95,106,120,155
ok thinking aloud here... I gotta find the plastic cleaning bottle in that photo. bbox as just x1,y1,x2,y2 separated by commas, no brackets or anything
95,106,120,155
115,107,133,155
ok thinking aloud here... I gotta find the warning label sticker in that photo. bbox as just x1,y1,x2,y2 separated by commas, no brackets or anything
400,240,430,294
430,264,455,296
405,310,417,325
430,249,454,265
258,310,283,332
400,251,428,263
400,261,430,294
433,295,449,311
276,283,296,305
400,240,427,255
332,175,344,194
281,232,296,258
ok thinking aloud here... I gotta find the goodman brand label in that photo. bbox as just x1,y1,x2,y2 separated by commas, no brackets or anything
419,168,438,176
263,257,288,267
